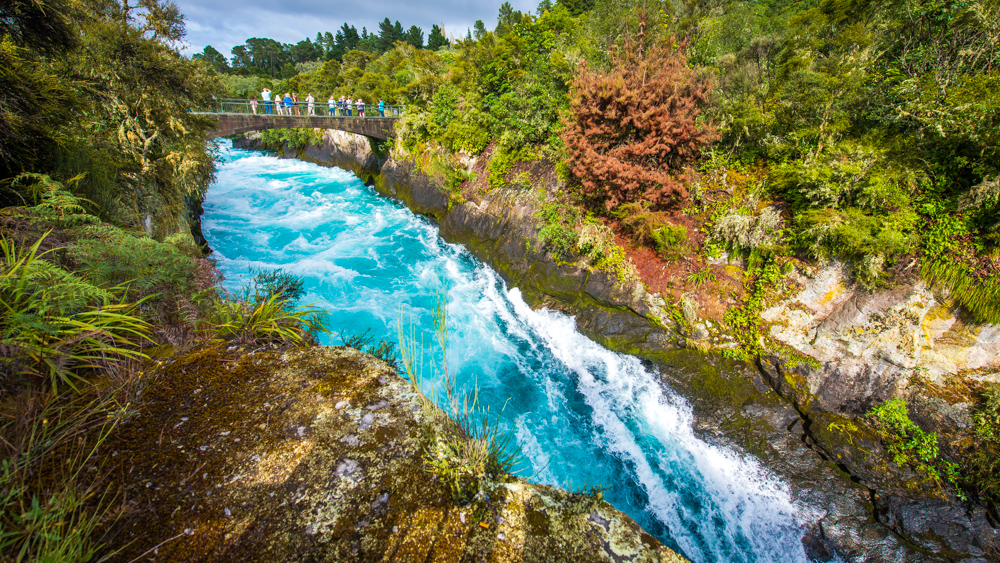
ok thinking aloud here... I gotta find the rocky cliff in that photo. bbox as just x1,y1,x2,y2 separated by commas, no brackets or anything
232,130,1000,562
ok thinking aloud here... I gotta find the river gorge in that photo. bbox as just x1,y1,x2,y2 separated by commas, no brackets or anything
203,140,807,562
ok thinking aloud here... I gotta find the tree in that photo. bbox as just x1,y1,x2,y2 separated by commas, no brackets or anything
557,0,594,16
193,45,229,72
377,18,404,52
537,0,553,14
290,38,321,63
497,2,521,37
428,24,449,49
562,32,717,210
0,0,80,180
473,19,488,39
405,25,424,48
322,31,335,58
333,23,359,59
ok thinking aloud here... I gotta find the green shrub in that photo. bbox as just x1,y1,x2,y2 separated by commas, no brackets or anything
796,207,918,288
968,385,1000,503
868,398,961,492
535,201,581,260
711,206,783,254
207,293,328,346
338,328,400,371
723,262,782,361
69,224,195,300
243,267,306,304
487,145,534,188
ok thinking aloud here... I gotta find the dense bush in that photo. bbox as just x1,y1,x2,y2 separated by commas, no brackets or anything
562,28,716,211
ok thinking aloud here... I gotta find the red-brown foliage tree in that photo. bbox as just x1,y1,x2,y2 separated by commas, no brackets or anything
562,31,717,211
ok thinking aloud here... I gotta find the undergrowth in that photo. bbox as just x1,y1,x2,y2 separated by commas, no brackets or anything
535,200,638,284
339,328,400,371
967,385,1000,504
722,260,782,361
868,398,963,497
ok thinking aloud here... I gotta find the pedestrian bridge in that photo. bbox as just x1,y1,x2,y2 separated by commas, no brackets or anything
194,99,401,140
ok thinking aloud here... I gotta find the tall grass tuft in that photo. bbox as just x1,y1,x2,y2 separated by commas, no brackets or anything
921,260,1000,324
0,389,130,562
207,293,328,346
398,286,523,502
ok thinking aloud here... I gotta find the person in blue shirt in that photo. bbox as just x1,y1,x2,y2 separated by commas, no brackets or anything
378,99,385,117
282,93,293,114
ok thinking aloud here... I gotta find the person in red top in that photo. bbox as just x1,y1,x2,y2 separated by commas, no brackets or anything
292,93,300,115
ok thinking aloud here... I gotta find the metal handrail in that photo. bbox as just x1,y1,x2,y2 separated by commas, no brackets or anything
195,97,404,118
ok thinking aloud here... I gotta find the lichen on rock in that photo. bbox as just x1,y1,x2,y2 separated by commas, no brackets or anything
102,345,686,562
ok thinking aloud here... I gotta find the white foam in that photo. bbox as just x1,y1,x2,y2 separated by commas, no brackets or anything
501,286,808,563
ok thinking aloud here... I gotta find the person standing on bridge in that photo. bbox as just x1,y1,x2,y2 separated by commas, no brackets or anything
378,99,385,117
250,96,258,115
357,98,364,117
261,88,273,115
345,97,352,117
306,93,315,116
283,93,293,116
328,94,336,116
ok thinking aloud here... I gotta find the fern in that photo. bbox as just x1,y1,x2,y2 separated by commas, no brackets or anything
0,233,151,391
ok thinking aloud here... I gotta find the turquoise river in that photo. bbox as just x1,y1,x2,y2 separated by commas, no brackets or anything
202,140,811,563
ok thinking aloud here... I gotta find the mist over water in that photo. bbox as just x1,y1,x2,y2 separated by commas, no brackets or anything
202,139,810,563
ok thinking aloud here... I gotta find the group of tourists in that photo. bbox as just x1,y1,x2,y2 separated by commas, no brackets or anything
251,88,386,117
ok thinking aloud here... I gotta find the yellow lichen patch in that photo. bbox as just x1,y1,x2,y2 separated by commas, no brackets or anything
818,279,846,307
385,506,449,561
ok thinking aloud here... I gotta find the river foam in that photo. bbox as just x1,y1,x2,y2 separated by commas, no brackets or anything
203,140,810,562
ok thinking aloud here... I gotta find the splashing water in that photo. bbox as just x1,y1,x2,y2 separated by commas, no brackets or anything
202,140,809,562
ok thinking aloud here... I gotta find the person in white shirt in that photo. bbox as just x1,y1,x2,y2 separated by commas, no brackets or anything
306,93,315,116
261,88,273,114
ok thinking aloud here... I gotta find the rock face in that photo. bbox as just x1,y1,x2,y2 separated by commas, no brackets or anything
761,263,1000,414
231,131,1000,561
104,346,686,562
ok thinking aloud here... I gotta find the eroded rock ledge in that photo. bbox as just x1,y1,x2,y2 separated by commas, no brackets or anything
104,345,685,562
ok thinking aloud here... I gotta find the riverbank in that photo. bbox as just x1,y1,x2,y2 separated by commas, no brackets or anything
234,129,1000,561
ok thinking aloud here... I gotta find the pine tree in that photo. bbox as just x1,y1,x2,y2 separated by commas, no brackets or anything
427,24,449,50
405,25,424,48
473,19,487,39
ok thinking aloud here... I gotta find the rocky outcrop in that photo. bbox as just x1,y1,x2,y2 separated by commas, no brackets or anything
756,263,1000,561
104,345,685,562
760,263,1000,415
234,130,1000,562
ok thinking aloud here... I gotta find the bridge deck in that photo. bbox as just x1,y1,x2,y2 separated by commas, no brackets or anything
198,112,398,140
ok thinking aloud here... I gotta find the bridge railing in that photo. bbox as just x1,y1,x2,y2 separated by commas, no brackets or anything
196,98,404,118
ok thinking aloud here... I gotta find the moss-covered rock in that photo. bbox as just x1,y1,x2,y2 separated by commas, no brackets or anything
102,345,686,562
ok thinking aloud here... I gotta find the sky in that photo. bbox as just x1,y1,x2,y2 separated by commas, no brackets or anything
176,0,540,57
